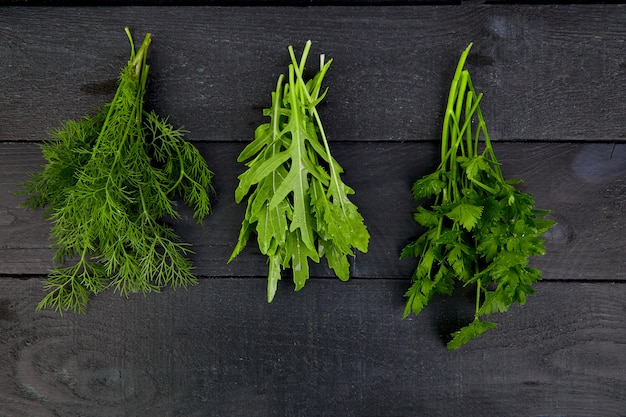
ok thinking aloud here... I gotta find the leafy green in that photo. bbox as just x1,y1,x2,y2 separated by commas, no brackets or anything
230,41,369,302
20,29,214,314
401,43,555,349
447,318,497,350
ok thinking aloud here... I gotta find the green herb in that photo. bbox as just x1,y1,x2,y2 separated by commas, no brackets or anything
229,41,369,302
401,43,555,349
21,28,214,314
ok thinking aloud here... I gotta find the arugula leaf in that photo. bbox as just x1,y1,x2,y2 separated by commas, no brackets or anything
230,41,369,302
21,29,214,314
402,43,555,349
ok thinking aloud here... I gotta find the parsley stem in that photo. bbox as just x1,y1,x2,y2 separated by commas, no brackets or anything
475,281,482,320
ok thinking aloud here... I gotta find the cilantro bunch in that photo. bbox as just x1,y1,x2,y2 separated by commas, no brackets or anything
21,29,214,314
230,41,370,302
401,44,555,349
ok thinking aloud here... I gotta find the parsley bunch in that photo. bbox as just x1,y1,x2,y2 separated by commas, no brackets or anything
230,41,370,302
401,44,555,349
21,29,214,314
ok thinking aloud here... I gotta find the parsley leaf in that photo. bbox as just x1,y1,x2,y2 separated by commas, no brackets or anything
445,203,484,231
447,318,497,350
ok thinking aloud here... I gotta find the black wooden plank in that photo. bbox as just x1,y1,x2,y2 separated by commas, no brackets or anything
489,0,626,3
0,0,457,5
0,278,625,416
3,141,626,281
1,5,626,143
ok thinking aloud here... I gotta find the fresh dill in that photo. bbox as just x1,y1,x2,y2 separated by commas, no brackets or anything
21,28,214,314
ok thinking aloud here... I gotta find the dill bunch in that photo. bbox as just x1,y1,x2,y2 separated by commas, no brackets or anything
21,28,214,314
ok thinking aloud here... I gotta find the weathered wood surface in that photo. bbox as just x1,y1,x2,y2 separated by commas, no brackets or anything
2,5,626,144
2,3,626,417
1,279,626,416
0,0,457,5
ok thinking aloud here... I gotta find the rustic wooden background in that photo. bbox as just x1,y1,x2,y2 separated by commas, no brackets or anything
2,2,626,416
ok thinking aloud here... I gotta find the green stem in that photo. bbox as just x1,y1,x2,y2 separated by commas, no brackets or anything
475,281,482,320
164,137,187,194
126,28,152,78
103,31,151,198
464,88,474,159
287,42,344,212
441,43,473,164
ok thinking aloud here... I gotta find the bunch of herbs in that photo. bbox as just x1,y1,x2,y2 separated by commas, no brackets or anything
401,43,556,349
230,41,369,301
21,29,214,314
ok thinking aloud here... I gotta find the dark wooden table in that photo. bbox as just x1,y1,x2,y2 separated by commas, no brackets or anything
1,2,626,416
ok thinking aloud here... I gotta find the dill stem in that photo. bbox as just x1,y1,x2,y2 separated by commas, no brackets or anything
164,141,186,194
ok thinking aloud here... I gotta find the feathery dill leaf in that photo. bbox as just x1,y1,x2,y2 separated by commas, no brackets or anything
230,41,369,302
20,28,214,314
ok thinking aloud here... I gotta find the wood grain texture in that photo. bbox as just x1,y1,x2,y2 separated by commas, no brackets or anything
4,141,626,280
1,5,626,143
1,278,625,416
2,4,626,416
0,0,457,5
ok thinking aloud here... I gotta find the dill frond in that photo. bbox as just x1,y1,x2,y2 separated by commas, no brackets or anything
21,28,214,314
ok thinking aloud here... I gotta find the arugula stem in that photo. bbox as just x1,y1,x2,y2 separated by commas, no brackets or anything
288,42,344,212
295,41,311,75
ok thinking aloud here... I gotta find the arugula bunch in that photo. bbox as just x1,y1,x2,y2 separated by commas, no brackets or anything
230,41,369,302
21,29,214,314
401,43,555,349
